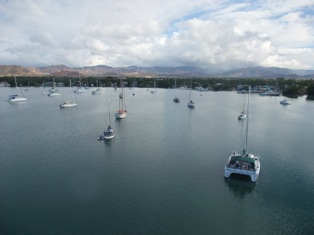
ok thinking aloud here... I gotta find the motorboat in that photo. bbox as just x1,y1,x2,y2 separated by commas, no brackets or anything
280,99,291,105
59,101,78,108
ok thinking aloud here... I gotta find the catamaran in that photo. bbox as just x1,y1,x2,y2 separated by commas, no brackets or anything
225,86,261,182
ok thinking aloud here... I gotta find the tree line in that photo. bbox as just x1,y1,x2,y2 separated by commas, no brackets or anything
1,75,314,99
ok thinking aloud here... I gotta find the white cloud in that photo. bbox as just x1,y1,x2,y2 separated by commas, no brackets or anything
0,0,313,70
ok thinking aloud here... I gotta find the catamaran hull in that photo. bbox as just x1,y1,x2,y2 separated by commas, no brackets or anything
224,153,260,182
224,166,260,182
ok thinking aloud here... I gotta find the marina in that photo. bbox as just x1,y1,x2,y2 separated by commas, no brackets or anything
1,87,314,234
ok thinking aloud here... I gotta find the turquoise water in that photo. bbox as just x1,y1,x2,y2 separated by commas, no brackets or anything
1,87,314,234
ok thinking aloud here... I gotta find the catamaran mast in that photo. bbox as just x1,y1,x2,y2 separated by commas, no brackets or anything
244,86,250,154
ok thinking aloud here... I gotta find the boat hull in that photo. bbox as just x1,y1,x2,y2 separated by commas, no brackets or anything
59,103,78,108
187,103,195,108
115,111,127,119
224,153,260,182
9,96,27,102
48,93,61,96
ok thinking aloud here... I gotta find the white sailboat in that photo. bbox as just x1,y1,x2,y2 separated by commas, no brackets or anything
115,79,127,119
187,84,195,108
151,80,157,94
173,78,180,103
238,92,247,120
73,76,86,93
225,86,261,182
92,80,101,95
48,77,61,96
280,99,291,105
99,89,115,141
59,79,78,108
8,76,27,102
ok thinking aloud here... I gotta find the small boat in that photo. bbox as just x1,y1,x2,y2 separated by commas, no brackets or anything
48,77,61,96
173,78,180,103
74,76,86,93
280,99,291,105
195,86,209,91
92,87,101,95
115,78,127,119
238,91,247,120
187,85,195,108
59,80,77,108
8,76,27,102
59,101,78,108
187,100,195,108
48,91,61,96
225,86,261,182
99,90,115,141
173,97,180,103
8,94,27,102
151,80,157,94
238,111,247,120
98,125,115,141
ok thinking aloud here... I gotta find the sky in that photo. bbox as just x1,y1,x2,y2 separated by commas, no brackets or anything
0,0,314,71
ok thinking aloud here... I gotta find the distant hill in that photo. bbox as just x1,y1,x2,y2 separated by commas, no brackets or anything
0,65,46,76
218,66,310,78
0,64,313,78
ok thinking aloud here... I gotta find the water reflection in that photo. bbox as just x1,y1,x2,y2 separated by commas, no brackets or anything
224,175,256,199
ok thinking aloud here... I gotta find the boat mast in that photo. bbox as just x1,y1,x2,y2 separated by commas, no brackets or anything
244,86,250,154
121,78,124,110
108,89,111,126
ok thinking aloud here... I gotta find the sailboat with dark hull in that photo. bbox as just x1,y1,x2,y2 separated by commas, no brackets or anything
225,86,260,182
99,90,115,141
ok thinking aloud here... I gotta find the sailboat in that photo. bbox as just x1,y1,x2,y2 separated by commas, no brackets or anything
8,76,27,102
173,78,180,103
115,78,127,119
238,92,247,120
151,80,157,94
59,79,78,108
187,84,195,108
92,80,101,95
225,86,261,182
73,76,86,93
48,77,61,96
98,89,115,141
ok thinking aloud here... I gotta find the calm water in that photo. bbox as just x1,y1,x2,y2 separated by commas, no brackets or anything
1,87,314,235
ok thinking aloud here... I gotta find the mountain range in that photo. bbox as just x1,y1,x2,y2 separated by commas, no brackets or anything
0,64,313,79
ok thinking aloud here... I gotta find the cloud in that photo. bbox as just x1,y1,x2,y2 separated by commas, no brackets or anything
0,0,313,70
